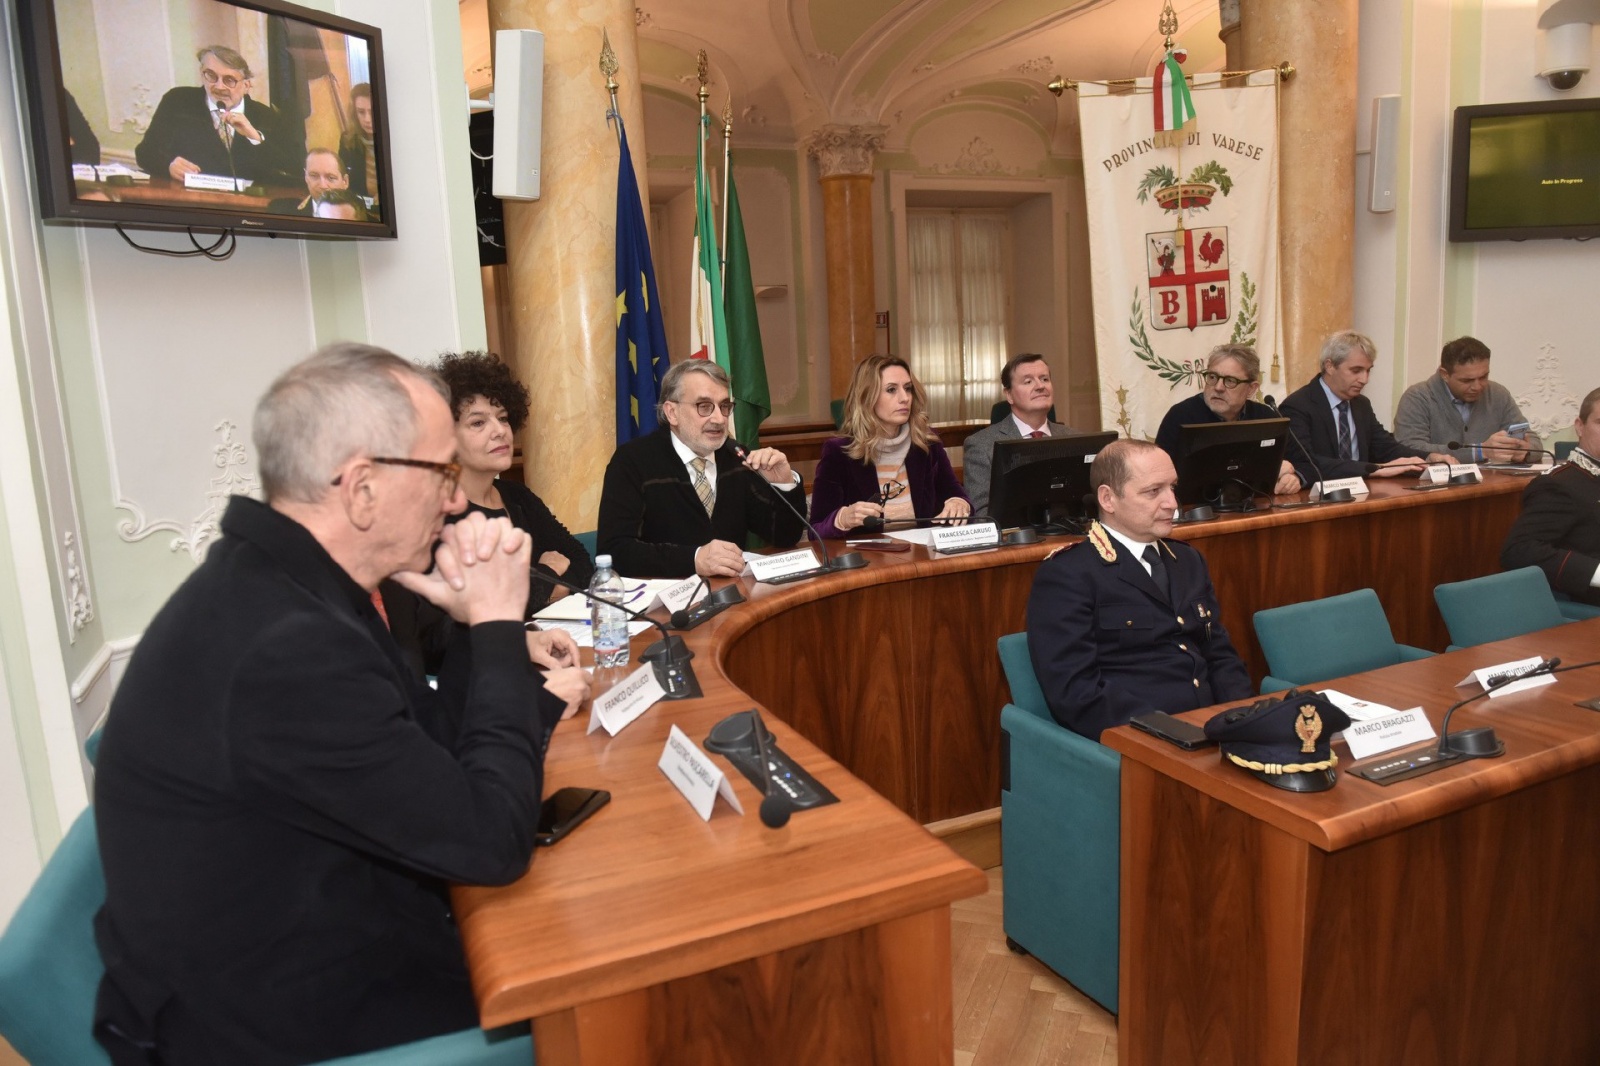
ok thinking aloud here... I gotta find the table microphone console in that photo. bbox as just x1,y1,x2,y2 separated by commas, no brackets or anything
706,710,838,811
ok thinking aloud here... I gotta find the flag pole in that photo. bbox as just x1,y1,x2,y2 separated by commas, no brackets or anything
599,29,621,145
720,100,732,289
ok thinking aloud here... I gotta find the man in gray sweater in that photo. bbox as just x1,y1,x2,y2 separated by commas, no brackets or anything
1394,336,1540,462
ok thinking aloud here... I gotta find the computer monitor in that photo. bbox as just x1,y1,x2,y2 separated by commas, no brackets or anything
987,431,1118,533
1174,417,1289,516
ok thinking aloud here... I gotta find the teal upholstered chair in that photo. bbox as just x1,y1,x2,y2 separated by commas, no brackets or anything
1555,441,1576,461
0,805,533,1066
1553,593,1600,621
829,398,845,428
1252,588,1434,694
573,530,598,560
1434,566,1575,649
996,633,1120,1013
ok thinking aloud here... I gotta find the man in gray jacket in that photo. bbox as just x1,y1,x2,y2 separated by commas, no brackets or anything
1394,336,1540,462
963,353,1076,515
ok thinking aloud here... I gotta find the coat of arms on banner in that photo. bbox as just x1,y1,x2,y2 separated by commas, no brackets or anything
1146,227,1228,332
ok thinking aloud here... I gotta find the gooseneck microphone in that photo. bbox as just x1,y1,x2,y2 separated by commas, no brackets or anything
728,442,866,573
749,707,792,829
535,570,699,700
1447,441,1558,466
1262,394,1351,503
1436,657,1561,759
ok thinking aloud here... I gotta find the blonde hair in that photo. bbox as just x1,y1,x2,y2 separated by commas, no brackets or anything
839,354,933,462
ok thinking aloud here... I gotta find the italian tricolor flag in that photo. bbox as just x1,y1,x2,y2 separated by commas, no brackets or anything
688,113,728,367
1153,49,1196,133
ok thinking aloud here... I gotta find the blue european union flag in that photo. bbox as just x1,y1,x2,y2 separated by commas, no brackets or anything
614,117,670,441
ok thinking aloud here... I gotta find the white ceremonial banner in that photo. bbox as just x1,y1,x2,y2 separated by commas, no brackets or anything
1079,70,1281,441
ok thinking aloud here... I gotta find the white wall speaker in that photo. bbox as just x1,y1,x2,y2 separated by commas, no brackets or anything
492,29,544,201
1368,94,1400,214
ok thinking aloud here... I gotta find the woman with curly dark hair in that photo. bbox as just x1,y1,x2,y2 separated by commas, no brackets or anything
434,351,593,611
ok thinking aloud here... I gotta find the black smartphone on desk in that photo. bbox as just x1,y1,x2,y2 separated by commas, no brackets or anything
1130,711,1212,751
535,787,610,846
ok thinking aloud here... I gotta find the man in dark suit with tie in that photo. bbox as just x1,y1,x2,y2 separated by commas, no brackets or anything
598,360,806,577
1026,438,1252,740
1279,330,1452,484
135,45,299,186
961,353,1076,515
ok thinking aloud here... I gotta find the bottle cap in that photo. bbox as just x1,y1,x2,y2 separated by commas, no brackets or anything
595,554,612,569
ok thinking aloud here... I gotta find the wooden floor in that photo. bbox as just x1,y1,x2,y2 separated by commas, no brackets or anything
0,867,1115,1066
953,868,1119,1065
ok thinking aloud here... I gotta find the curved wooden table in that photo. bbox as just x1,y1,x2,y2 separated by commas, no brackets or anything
1106,618,1600,1065
449,471,1529,1062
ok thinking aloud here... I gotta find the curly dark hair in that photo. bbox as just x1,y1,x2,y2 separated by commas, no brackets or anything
433,351,530,432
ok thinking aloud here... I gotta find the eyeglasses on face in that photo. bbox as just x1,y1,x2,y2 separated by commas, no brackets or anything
1202,371,1252,390
368,456,462,496
201,70,245,89
678,399,735,418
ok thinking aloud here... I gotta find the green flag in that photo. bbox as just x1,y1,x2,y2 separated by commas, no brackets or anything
721,168,770,449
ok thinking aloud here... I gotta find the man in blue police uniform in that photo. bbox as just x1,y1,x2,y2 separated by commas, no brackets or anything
1026,438,1253,740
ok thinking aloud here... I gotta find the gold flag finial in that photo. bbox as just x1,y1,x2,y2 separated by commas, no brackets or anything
599,29,618,88
722,99,733,134
697,49,709,104
1158,0,1178,50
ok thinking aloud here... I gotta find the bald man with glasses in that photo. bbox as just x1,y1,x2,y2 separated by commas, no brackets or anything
598,360,807,578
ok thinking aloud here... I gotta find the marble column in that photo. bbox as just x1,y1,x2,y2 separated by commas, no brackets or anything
1218,0,1242,71
805,125,886,402
487,0,645,528
1239,0,1357,387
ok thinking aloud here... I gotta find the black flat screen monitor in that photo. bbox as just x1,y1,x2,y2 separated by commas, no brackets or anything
1174,417,1288,512
987,431,1118,533
16,0,395,240
1448,97,1600,242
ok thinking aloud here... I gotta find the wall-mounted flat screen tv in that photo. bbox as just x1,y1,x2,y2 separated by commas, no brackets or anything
15,0,395,240
1449,97,1600,242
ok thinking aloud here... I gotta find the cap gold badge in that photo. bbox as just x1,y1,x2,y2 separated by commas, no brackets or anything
1294,704,1323,754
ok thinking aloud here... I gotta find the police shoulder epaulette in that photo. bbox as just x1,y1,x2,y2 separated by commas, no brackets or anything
1086,520,1118,563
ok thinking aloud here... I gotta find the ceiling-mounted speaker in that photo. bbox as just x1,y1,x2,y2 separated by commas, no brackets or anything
492,29,544,201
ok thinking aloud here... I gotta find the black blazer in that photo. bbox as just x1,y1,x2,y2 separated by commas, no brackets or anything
597,427,806,577
134,87,300,185
1026,527,1252,740
1279,376,1426,482
455,478,595,613
93,497,563,1065
1501,455,1600,605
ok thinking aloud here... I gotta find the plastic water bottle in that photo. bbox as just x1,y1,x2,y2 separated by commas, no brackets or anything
589,554,630,668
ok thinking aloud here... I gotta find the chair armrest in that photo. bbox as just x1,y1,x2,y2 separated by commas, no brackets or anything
1001,703,1120,796
1557,601,1600,622
1260,674,1295,695
1396,644,1436,662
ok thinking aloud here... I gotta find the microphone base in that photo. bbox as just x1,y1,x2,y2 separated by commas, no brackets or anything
1001,527,1040,546
1351,730,1505,786
1174,505,1216,524
670,585,746,631
826,551,868,572
1320,488,1355,503
638,638,702,700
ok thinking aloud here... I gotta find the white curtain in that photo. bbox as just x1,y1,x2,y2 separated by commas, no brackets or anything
959,217,1008,420
907,212,1009,423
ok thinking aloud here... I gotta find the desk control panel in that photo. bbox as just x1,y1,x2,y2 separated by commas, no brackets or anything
706,710,839,811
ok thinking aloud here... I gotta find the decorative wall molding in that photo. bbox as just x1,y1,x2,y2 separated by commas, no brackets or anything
803,123,888,177
933,136,1020,176
69,635,141,705
115,419,261,562
1013,55,1054,74
1516,343,1582,441
63,532,93,640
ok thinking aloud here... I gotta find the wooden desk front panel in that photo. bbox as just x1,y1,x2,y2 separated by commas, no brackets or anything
719,558,1035,823
1119,759,1600,1066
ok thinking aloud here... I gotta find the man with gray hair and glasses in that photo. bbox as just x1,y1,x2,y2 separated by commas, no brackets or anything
1154,343,1303,495
92,344,585,1065
135,44,299,185
1279,329,1453,485
599,359,806,577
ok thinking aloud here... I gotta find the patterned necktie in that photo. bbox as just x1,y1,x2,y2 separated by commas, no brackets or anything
690,456,715,516
1028,430,1046,439
1142,545,1171,601
1335,400,1354,461
216,110,233,148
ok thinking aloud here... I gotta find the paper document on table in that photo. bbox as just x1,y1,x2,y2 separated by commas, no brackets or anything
885,528,935,546
535,620,653,649
1318,689,1405,723
532,579,684,621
